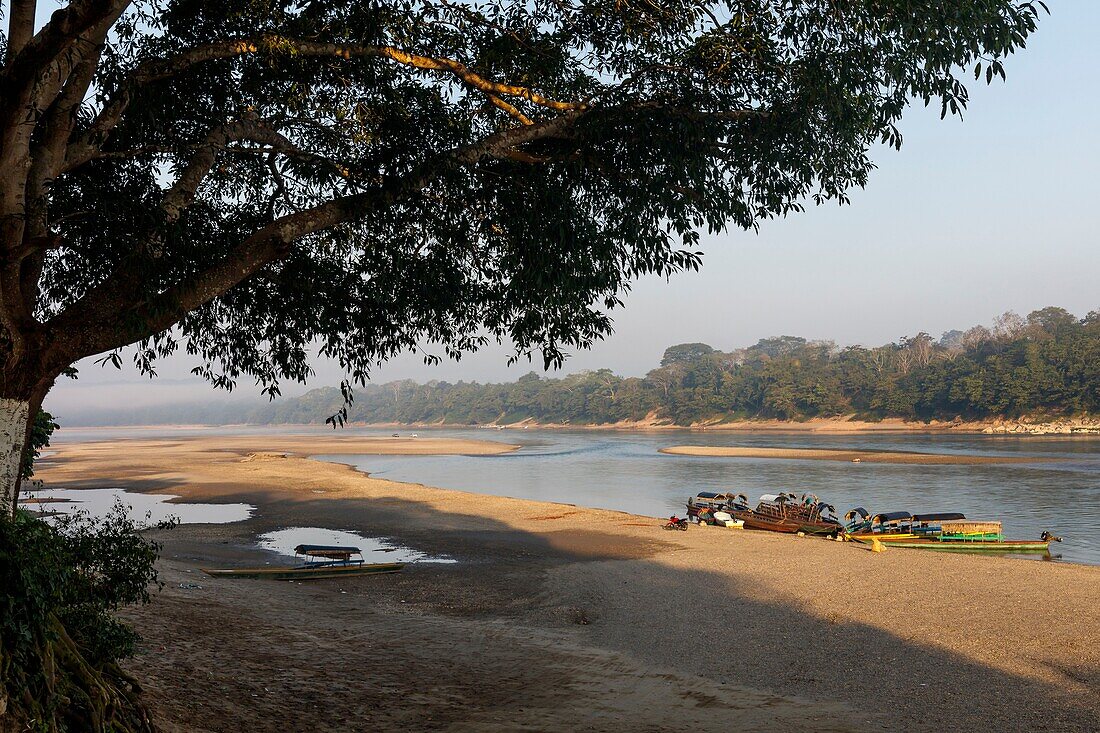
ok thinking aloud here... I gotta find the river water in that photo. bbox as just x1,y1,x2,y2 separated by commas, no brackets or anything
50,425,1100,565
314,427,1100,565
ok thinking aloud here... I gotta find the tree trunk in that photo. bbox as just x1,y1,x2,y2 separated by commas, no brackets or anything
0,368,51,519
0,397,30,517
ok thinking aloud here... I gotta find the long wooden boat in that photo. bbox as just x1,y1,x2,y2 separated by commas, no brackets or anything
797,518,842,536
201,562,406,580
201,544,406,580
853,537,1051,553
731,510,801,533
731,495,802,533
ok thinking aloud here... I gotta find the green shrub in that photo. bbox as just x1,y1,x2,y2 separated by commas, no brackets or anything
0,504,165,731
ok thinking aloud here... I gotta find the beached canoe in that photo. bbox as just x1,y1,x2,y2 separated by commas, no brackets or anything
201,562,406,580
202,544,406,580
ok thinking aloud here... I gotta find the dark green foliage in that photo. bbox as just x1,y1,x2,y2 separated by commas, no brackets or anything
661,343,716,367
82,306,1098,427
20,410,60,482
0,507,162,731
64,303,1100,429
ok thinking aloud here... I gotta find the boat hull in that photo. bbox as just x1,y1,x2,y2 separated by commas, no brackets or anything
798,522,841,536
849,537,1049,553
732,511,800,533
201,562,406,580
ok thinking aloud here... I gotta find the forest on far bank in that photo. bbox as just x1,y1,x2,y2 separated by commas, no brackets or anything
65,306,1100,427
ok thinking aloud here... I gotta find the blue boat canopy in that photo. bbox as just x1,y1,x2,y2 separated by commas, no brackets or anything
844,507,869,521
912,512,966,522
695,491,724,499
294,545,362,558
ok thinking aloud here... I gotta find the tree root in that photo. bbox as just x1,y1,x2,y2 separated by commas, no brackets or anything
0,615,155,733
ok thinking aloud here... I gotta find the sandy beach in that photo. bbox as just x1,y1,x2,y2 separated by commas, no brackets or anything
659,445,1060,464
31,434,1100,732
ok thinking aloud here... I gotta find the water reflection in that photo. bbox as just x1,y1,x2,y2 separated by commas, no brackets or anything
19,488,254,525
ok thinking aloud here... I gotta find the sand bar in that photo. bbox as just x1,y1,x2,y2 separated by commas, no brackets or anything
660,445,1059,464
33,436,1100,732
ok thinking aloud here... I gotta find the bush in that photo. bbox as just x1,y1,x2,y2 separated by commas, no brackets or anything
0,504,166,732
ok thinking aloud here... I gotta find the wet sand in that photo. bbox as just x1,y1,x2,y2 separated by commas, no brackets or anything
659,445,1060,464
34,435,1100,732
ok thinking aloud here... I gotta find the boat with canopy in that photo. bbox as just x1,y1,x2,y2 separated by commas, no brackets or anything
202,545,406,580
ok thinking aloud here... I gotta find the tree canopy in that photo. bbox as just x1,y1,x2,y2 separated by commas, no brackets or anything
0,0,1044,505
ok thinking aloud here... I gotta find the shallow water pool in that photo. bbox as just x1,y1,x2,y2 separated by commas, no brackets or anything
19,487,254,525
257,527,456,564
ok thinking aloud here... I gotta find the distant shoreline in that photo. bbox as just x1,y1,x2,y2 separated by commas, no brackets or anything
57,415,1100,436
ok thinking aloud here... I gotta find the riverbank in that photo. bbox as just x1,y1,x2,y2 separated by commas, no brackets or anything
507,414,1100,435
658,445,1062,464
33,435,1100,732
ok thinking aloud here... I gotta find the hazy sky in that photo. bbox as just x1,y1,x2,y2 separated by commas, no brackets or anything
45,2,1100,415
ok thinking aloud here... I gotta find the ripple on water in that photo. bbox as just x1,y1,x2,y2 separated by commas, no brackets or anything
257,527,456,564
19,488,254,525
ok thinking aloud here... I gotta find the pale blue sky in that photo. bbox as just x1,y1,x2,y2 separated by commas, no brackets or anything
42,2,1100,414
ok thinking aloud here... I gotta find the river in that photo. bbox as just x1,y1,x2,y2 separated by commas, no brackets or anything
315,427,1100,565
50,425,1100,565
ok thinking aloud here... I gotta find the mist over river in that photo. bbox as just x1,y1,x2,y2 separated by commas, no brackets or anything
52,425,1100,564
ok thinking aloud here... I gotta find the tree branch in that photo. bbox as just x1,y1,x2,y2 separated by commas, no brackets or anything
161,118,303,222
5,0,37,61
64,35,584,170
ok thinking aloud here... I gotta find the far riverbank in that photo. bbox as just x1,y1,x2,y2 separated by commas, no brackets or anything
57,413,1100,436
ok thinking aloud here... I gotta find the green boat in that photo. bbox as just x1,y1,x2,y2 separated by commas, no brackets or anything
201,544,406,580
853,536,1051,553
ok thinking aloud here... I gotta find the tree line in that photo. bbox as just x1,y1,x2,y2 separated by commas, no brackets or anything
73,306,1100,427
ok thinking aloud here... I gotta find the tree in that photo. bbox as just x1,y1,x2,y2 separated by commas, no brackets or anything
748,336,808,359
660,342,715,367
0,0,1044,512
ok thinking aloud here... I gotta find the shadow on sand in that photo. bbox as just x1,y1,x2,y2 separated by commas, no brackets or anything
42,472,1100,733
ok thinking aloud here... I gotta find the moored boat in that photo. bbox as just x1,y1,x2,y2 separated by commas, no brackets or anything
856,537,1051,553
201,544,406,580
785,497,842,536
686,491,750,523
845,513,1054,553
730,494,802,533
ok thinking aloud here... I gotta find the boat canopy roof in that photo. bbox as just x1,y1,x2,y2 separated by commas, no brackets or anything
695,491,726,500
872,511,912,523
294,544,362,559
845,507,869,521
758,493,788,503
912,512,966,522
